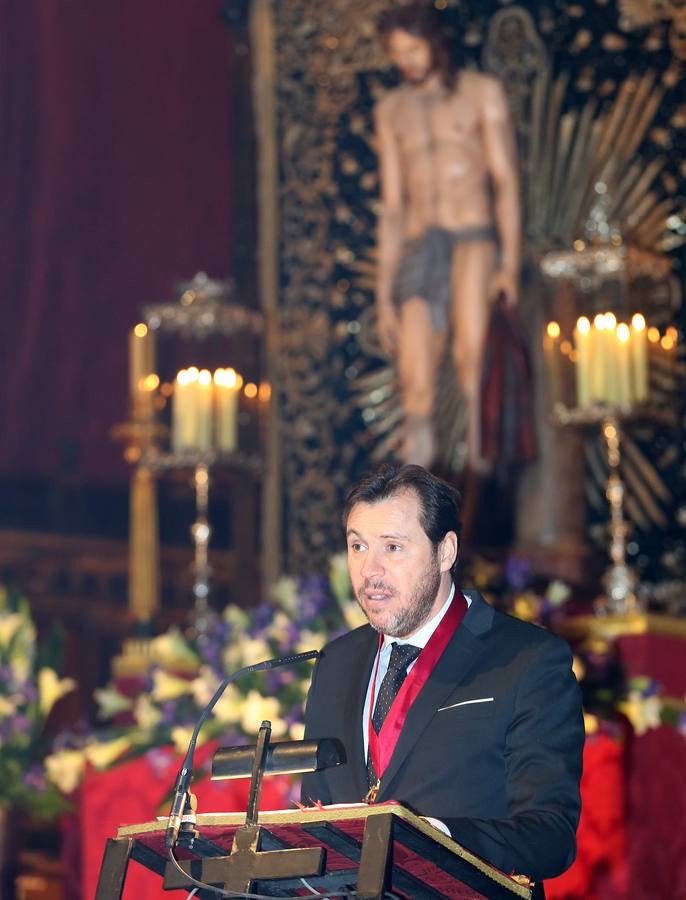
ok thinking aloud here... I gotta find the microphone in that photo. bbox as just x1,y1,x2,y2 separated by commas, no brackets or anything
164,648,319,848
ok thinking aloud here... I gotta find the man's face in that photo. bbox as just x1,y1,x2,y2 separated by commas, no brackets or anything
346,489,455,639
385,28,434,85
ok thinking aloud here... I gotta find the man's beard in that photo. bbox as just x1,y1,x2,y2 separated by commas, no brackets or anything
356,553,443,638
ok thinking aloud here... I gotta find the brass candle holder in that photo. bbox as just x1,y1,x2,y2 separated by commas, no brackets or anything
552,403,676,617
116,273,265,640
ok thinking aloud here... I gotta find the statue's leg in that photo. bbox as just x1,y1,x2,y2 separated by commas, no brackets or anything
450,239,497,471
397,297,446,467
450,240,497,545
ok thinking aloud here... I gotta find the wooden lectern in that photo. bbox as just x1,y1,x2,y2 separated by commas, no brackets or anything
95,802,533,899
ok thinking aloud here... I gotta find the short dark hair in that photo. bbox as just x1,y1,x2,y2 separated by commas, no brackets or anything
378,3,458,90
343,463,462,576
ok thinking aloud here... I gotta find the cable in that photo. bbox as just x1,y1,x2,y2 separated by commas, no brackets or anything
167,847,358,899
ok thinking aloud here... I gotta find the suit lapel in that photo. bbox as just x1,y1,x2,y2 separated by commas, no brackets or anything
341,628,377,800
378,591,493,797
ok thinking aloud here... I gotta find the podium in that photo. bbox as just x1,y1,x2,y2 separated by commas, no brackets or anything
95,802,533,899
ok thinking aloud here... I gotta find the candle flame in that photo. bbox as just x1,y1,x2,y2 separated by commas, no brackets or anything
244,382,258,399
546,321,561,339
199,369,212,386
631,313,646,331
133,323,148,338
605,312,617,330
258,382,272,402
647,327,660,344
666,326,678,342
594,313,606,330
616,323,630,343
177,369,190,386
661,335,675,351
560,340,572,355
142,373,160,391
577,316,591,334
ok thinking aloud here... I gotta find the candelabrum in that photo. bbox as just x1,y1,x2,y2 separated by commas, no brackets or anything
115,273,265,645
552,402,677,617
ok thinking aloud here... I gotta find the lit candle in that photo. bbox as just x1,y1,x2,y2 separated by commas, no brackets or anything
172,369,188,452
604,312,619,406
574,316,592,408
544,321,561,407
616,322,632,407
129,323,149,401
186,368,201,450
630,313,648,402
196,369,213,452
214,368,242,454
591,313,606,403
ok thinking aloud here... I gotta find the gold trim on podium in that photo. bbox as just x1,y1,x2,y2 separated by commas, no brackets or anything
117,802,533,898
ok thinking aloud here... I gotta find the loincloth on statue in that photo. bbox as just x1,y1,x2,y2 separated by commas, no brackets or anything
392,224,498,332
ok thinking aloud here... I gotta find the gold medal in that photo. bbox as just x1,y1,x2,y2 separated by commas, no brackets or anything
364,779,381,804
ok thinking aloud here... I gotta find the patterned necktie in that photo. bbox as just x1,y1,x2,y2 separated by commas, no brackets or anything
367,642,422,789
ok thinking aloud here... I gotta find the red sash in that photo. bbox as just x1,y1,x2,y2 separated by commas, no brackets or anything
368,591,468,781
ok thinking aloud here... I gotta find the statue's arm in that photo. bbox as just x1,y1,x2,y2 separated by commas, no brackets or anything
481,76,522,303
374,98,404,355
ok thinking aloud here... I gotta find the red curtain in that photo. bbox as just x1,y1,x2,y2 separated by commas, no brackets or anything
0,0,233,482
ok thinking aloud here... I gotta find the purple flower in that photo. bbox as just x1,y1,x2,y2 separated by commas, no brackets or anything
23,765,47,791
251,602,275,632
11,713,31,733
503,556,532,591
146,746,176,777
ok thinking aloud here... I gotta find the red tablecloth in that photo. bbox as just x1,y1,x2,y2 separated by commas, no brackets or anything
70,742,293,900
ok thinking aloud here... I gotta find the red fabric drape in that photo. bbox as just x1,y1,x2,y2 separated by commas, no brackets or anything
68,743,294,900
0,1,233,481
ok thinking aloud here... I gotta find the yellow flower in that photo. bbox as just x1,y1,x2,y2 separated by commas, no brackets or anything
328,553,352,605
0,695,17,716
191,667,220,708
266,611,293,645
512,592,541,622
150,628,200,671
583,713,599,735
45,749,86,795
0,613,24,647
618,691,663,736
571,655,587,682
38,668,77,716
289,721,305,741
151,670,194,702
270,576,299,616
295,630,327,654
239,690,287,737
213,687,243,725
239,637,272,667
171,725,203,756
133,694,162,730
94,686,134,720
223,604,250,632
340,601,369,631
84,736,133,770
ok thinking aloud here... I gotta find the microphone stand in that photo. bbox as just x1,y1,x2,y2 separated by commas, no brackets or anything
164,650,319,849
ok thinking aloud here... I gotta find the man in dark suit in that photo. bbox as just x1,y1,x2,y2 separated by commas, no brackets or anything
301,463,584,891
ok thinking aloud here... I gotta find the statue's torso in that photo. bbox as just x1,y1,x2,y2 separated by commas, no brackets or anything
385,73,495,238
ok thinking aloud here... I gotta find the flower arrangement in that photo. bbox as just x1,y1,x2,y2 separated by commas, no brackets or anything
0,586,75,817
45,555,367,794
